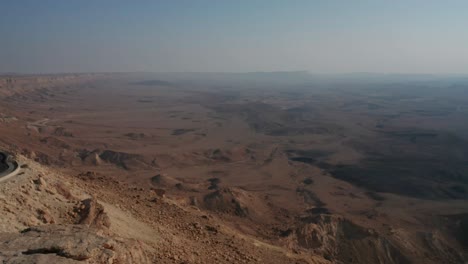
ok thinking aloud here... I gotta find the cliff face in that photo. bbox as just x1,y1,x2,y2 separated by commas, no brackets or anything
0,74,105,98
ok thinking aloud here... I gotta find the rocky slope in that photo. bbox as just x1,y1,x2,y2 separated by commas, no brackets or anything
0,155,328,263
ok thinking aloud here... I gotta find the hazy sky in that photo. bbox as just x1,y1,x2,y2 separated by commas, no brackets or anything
1,0,468,74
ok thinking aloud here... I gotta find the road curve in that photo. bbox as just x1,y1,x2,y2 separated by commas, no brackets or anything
0,152,20,182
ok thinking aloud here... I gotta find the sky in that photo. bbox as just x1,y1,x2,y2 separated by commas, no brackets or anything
1,0,468,74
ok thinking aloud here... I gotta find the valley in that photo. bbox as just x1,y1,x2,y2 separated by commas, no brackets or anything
0,73,467,263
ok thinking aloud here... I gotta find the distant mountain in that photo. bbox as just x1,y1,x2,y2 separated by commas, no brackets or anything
131,79,173,86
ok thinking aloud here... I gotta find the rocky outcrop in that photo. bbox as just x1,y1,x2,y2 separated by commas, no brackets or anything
78,149,151,170
0,225,149,263
287,214,410,264
80,151,103,166
99,150,142,170
74,196,111,229
204,147,254,163
151,174,181,188
203,188,250,217
21,149,52,165
53,127,74,137
390,227,466,264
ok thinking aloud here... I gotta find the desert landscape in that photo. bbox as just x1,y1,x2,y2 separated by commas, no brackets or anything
0,72,467,263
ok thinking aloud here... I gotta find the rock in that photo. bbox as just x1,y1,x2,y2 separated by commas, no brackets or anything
152,188,166,198
38,176,47,187
37,208,55,224
74,196,111,229
202,188,250,217
0,225,150,263
189,196,199,207
98,150,146,170
290,214,410,264
205,225,218,234
32,175,47,191
54,182,76,200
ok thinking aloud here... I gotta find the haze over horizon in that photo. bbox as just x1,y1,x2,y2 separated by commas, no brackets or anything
2,0,468,74
2,2,468,263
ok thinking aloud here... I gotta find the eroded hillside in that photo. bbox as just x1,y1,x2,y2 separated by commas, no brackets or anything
1,74,467,263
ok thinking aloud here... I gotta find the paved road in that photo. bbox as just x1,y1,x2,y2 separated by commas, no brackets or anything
0,152,19,182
